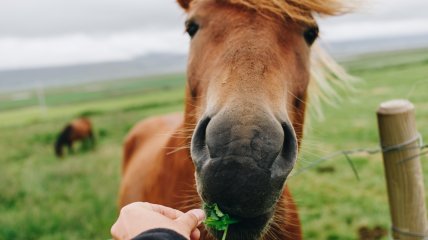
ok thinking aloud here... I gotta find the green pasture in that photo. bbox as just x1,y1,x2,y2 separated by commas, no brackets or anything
0,74,185,112
0,49,428,240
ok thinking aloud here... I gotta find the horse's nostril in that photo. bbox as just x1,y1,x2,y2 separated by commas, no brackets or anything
191,117,211,167
270,123,298,178
281,122,298,160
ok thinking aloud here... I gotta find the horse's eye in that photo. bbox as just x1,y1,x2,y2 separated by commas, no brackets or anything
304,26,319,45
186,20,199,38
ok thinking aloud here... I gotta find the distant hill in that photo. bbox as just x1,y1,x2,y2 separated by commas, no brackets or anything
1,34,427,93
0,53,187,93
326,33,428,60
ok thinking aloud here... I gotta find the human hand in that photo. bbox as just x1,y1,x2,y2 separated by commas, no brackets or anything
111,202,205,240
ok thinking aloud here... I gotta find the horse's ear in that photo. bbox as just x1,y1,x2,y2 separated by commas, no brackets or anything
177,0,192,10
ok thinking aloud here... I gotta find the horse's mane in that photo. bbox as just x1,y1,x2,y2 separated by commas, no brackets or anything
309,44,357,118
219,0,354,24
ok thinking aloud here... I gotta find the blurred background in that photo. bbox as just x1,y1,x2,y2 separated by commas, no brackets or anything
0,0,427,239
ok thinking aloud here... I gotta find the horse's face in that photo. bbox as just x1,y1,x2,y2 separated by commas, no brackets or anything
179,0,317,238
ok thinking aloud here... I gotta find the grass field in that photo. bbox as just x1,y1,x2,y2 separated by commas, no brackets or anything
0,49,428,240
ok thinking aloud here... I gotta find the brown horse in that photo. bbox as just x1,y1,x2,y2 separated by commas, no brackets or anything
55,117,95,157
119,0,354,239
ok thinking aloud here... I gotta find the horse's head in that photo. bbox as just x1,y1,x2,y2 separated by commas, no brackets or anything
177,0,350,238
55,125,73,158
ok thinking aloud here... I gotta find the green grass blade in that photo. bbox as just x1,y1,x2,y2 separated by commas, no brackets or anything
222,225,228,240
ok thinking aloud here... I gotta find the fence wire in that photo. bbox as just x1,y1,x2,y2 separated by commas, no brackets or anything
292,133,428,179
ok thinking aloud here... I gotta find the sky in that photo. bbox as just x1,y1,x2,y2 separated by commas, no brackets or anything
0,0,427,70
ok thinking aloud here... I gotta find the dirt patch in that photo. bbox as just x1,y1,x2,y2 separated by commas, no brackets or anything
316,166,335,174
358,225,387,240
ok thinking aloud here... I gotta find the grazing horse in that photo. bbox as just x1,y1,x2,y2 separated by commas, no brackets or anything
55,118,95,157
119,0,354,239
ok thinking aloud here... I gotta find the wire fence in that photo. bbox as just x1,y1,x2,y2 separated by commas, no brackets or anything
292,133,428,180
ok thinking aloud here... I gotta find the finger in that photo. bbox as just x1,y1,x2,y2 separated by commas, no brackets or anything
111,221,127,240
190,228,201,240
119,202,154,220
175,209,206,233
150,204,184,219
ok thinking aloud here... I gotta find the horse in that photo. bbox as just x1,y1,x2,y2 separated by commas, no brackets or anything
54,117,95,157
119,0,355,239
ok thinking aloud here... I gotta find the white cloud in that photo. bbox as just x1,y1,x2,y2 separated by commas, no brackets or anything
0,0,427,70
0,30,189,70
0,0,185,36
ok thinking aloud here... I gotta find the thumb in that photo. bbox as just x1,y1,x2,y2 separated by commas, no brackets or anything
175,209,205,233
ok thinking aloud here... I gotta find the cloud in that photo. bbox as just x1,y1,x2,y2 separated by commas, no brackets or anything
0,30,189,70
0,0,427,70
320,18,428,42
0,0,185,37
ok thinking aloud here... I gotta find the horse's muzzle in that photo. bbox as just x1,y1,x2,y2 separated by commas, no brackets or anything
191,110,297,219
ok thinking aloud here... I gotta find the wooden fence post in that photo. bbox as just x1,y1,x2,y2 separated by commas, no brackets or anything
377,99,428,240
